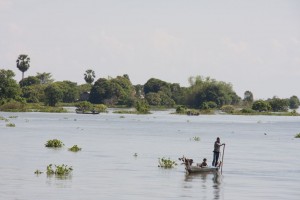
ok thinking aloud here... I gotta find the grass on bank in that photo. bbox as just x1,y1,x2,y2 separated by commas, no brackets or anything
0,101,67,113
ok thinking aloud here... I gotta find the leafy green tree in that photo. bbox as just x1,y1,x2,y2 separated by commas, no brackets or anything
289,95,300,109
185,76,240,108
36,72,54,84
84,69,96,84
145,92,161,106
19,76,41,87
21,84,47,103
170,83,185,105
0,69,21,101
201,101,218,109
268,97,289,112
243,90,254,105
55,81,79,103
252,100,271,112
44,84,63,106
144,78,170,95
89,76,136,106
89,78,111,104
134,84,144,98
16,54,30,80
158,91,175,107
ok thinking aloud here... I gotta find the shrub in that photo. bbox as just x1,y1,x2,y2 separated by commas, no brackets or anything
135,100,150,114
295,133,300,138
176,105,187,114
221,105,235,113
241,108,255,114
158,157,177,168
93,104,107,113
0,101,26,112
68,145,82,152
45,139,64,148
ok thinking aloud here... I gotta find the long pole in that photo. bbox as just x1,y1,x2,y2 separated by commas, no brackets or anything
221,144,225,174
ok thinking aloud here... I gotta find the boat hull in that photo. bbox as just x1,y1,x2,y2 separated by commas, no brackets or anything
186,166,219,174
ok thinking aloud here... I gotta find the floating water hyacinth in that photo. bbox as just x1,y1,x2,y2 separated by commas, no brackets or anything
68,145,82,152
158,157,177,168
46,164,73,176
45,139,64,148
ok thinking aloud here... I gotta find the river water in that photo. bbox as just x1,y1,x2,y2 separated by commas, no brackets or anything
0,110,300,200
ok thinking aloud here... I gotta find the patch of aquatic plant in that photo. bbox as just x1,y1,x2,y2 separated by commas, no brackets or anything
6,123,15,127
0,116,9,121
68,145,82,152
191,136,200,141
113,110,137,114
46,164,73,176
120,116,125,118
233,110,300,116
158,157,178,168
8,116,18,118
295,133,300,138
34,170,43,174
45,139,64,148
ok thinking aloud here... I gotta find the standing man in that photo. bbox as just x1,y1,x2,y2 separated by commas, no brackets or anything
212,137,225,167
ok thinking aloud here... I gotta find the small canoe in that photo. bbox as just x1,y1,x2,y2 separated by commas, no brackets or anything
75,110,100,114
186,165,219,174
179,156,220,174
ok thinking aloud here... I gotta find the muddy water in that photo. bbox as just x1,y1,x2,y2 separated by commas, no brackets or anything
0,110,299,200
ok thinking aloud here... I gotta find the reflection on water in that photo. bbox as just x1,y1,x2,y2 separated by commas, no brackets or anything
184,172,222,200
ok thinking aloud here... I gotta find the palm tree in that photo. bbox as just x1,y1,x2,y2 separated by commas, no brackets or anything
84,69,96,84
16,54,30,80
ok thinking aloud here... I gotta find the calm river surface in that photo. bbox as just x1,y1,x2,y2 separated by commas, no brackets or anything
0,110,300,200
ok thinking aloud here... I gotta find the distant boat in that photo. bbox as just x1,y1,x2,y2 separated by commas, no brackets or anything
75,109,100,114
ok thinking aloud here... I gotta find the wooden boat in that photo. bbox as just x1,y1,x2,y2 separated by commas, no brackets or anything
179,156,220,174
186,165,219,174
75,109,100,114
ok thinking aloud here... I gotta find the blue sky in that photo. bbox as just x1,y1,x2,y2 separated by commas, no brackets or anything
1,0,299,99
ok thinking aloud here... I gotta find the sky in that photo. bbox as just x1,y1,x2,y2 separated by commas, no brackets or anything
1,0,299,99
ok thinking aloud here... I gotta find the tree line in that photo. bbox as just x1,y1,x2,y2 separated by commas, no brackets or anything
0,54,299,113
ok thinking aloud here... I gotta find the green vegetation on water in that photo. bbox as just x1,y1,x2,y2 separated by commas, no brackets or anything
6,123,15,127
68,145,82,152
158,157,178,168
45,139,64,148
46,164,73,176
295,133,300,138
191,136,200,141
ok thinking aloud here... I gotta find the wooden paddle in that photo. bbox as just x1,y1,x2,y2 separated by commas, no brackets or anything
221,144,225,174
